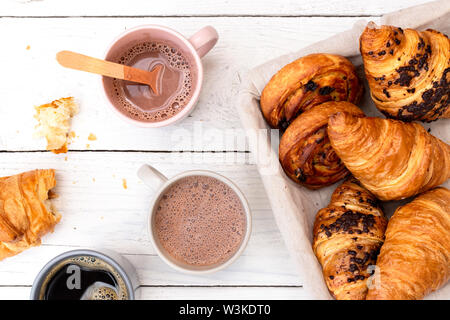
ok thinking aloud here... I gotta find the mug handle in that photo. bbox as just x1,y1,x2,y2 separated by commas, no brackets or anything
137,164,168,191
188,26,219,58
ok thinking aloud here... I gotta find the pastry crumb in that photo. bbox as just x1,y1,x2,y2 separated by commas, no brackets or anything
122,178,127,189
53,144,68,154
88,133,97,141
48,190,59,199
92,178,96,182
34,97,79,154
86,144,90,149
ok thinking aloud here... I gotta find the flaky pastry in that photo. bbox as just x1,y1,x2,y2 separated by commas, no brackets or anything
34,97,78,153
0,170,60,260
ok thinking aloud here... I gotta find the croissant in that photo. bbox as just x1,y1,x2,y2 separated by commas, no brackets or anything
367,187,450,300
0,169,60,260
279,101,364,189
328,112,450,200
360,23,449,122
260,53,363,129
313,178,387,300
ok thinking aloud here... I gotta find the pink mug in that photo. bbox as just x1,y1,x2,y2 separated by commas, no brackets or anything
101,25,218,127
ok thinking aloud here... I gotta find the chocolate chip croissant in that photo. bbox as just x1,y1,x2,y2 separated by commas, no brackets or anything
260,53,363,129
0,169,60,260
328,112,450,200
279,101,364,189
367,187,450,300
360,23,449,122
313,178,387,300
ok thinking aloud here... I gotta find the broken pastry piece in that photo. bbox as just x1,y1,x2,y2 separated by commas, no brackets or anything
0,169,60,260
34,97,79,153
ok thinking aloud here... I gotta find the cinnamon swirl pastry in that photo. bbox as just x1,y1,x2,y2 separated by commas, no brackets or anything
360,23,449,122
260,53,364,129
279,101,364,189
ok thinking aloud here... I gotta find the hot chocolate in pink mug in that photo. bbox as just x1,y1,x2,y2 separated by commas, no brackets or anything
101,25,218,127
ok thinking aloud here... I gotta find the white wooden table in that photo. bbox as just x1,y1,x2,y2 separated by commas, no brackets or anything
0,0,432,300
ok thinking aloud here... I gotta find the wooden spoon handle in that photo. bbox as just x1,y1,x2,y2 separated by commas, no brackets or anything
56,50,127,80
56,50,161,94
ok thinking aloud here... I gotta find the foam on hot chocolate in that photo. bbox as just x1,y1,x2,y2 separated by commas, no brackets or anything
155,175,247,266
109,41,194,122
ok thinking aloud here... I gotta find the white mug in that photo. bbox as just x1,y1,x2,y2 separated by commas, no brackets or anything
137,164,252,274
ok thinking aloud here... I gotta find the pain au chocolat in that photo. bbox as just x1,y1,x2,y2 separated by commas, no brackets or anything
360,23,449,122
313,178,387,300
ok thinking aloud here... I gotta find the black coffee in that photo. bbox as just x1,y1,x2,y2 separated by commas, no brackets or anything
39,255,128,300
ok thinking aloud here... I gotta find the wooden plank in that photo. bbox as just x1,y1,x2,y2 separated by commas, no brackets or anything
0,152,302,286
0,285,307,300
1,283,448,300
0,246,300,286
138,286,306,300
0,287,29,300
0,16,378,152
2,0,431,17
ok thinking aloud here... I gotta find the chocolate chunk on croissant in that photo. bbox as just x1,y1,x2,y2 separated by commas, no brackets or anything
260,53,363,129
313,178,387,300
279,101,364,189
360,22,449,122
